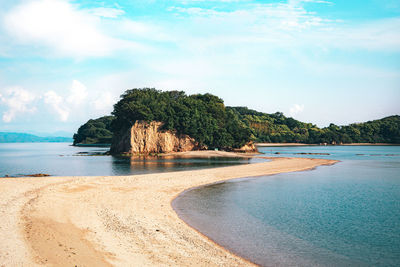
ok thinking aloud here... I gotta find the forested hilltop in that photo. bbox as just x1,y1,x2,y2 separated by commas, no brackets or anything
73,88,400,146
72,116,114,145
229,107,400,144
111,89,251,150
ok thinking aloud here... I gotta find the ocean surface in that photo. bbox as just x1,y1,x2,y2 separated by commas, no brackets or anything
174,146,400,267
0,143,262,177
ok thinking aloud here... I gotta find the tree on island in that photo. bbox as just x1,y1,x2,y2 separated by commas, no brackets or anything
73,116,114,145
110,88,253,150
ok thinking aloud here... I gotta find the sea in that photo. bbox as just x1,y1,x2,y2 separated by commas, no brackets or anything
0,142,260,177
173,145,400,267
1,143,399,266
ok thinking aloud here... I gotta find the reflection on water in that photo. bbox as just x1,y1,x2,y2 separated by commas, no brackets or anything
0,143,263,176
110,155,257,176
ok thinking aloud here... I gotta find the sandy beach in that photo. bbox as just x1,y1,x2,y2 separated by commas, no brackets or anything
0,153,336,266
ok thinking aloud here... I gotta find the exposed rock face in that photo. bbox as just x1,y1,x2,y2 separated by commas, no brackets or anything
110,121,199,154
233,142,258,153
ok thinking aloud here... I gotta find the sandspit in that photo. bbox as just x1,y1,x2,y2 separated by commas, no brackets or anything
0,153,337,266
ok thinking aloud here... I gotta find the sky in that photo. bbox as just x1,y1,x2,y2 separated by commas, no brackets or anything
0,0,399,135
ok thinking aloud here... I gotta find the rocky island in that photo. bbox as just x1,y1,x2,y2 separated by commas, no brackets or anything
73,88,399,151
105,88,257,154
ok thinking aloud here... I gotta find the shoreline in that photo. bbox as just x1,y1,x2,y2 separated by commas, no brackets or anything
256,143,317,147
256,142,400,147
0,154,337,266
160,150,260,158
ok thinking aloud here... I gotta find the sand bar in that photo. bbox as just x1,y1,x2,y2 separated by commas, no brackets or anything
0,153,337,266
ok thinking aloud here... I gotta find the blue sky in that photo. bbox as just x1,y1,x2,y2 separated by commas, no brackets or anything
0,0,399,135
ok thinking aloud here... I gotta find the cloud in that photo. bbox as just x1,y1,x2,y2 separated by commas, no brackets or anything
290,104,305,116
0,87,36,122
327,17,400,52
2,0,145,58
0,81,90,123
44,90,69,121
168,2,400,52
179,0,245,3
0,80,110,124
89,7,125,18
93,92,118,112
169,2,332,30
3,0,398,63
117,20,173,42
44,80,91,121
288,0,332,6
66,80,88,105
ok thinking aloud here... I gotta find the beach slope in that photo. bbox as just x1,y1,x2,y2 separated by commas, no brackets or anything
0,156,336,266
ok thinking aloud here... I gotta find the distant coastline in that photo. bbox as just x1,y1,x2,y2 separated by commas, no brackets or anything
73,143,110,147
339,143,400,146
256,143,317,147
0,132,72,143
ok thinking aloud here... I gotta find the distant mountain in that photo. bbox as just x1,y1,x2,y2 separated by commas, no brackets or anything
27,130,74,138
0,132,73,143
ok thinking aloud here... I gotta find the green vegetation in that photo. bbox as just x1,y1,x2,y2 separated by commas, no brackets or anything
320,116,400,144
73,116,114,145
73,89,399,147
229,106,400,144
111,88,252,149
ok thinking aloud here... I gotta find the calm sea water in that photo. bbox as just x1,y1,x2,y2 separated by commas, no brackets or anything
0,143,261,177
174,146,400,267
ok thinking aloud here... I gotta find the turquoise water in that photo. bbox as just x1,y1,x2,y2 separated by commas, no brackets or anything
173,146,400,266
0,143,262,177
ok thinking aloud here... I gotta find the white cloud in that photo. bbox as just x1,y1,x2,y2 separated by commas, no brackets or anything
327,18,400,52
179,0,245,3
66,80,88,105
0,80,109,123
2,0,398,63
44,80,91,121
4,0,113,57
290,104,305,117
93,92,118,112
2,0,146,58
44,90,69,121
117,20,173,42
169,3,331,31
168,2,400,52
289,0,332,6
89,7,125,18
0,87,36,122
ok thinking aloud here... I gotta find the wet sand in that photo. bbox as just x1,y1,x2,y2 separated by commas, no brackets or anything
0,152,336,266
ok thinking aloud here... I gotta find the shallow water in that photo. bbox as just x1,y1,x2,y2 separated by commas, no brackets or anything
0,143,262,177
174,146,400,267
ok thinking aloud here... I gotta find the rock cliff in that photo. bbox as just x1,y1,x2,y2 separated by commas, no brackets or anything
233,142,258,153
110,121,199,154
